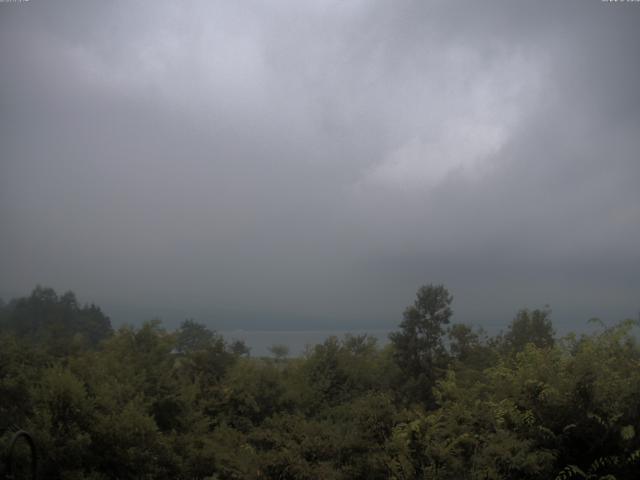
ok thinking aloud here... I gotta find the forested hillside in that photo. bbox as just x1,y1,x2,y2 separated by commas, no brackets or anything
1,286,639,479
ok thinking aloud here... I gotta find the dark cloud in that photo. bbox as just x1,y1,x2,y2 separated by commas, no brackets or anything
1,0,639,330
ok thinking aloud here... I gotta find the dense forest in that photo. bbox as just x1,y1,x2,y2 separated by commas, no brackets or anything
1,286,639,479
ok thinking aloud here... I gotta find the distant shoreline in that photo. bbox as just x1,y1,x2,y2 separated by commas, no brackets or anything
220,329,394,357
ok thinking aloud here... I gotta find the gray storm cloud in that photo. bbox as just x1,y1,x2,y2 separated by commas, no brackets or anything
1,0,639,331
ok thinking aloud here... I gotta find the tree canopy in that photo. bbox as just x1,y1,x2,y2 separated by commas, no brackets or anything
389,284,453,405
1,285,639,479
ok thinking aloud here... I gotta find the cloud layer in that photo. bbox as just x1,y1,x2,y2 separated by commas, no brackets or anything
2,0,639,330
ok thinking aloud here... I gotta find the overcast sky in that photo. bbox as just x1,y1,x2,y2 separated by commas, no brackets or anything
1,0,639,331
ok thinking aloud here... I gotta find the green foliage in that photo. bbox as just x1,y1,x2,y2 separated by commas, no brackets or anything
1,285,639,479
29,366,94,477
269,344,290,361
502,307,555,353
389,284,453,406
176,319,216,354
301,334,394,410
222,359,291,429
0,286,112,353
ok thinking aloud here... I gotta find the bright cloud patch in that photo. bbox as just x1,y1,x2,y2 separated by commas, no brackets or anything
360,47,543,190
